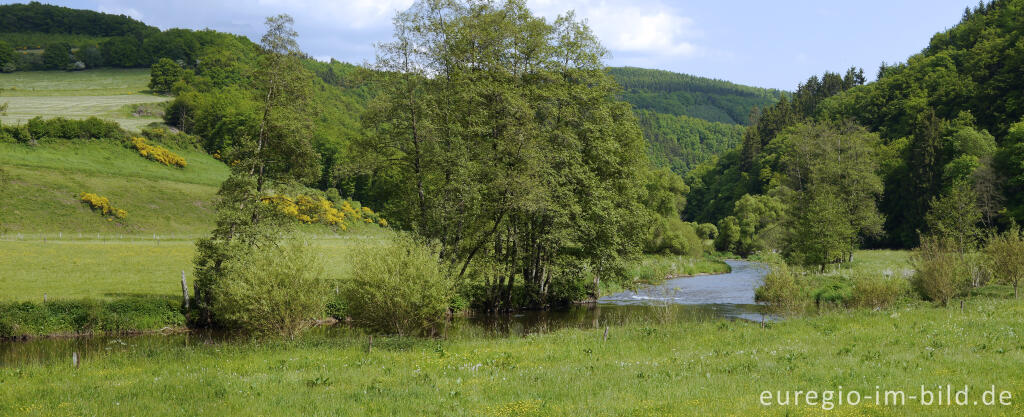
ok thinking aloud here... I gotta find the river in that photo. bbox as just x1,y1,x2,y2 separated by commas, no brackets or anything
0,260,769,366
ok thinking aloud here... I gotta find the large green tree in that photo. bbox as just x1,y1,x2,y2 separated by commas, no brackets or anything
773,122,884,267
192,14,320,327
360,0,647,310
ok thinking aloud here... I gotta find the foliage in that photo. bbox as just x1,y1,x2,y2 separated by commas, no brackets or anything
41,42,72,70
192,16,324,331
635,110,745,174
148,58,186,93
849,272,911,309
79,192,126,219
0,296,183,338
773,123,884,267
360,0,648,310
206,238,327,337
130,136,187,167
0,2,153,38
643,216,702,257
607,66,784,125
985,225,1024,298
3,116,124,143
260,194,386,230
754,262,808,314
924,179,982,251
340,234,453,336
911,236,969,305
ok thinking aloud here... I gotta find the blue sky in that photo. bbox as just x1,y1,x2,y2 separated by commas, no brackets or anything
12,0,974,90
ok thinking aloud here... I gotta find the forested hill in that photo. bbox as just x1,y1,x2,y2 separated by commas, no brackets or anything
608,67,785,125
0,2,153,37
685,0,1024,251
607,67,783,174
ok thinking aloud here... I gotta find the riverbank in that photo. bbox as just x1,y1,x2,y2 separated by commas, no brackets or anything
2,297,1021,416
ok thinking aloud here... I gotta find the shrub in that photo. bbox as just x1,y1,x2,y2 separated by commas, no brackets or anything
644,216,702,256
79,192,127,219
23,116,123,142
985,226,1024,298
850,273,911,309
340,235,453,336
207,239,328,338
261,194,387,230
754,262,808,313
911,236,969,305
130,137,187,167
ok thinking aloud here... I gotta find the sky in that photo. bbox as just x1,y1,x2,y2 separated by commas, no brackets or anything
8,0,976,90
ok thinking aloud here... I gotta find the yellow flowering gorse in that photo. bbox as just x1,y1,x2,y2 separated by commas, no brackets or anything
131,137,187,168
79,192,127,219
260,194,386,230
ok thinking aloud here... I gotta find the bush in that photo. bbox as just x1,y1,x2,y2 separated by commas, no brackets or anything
644,216,702,256
985,226,1024,298
754,262,808,313
22,116,123,142
340,235,453,336
130,137,187,167
208,240,328,337
911,236,969,305
850,273,911,309
79,192,127,219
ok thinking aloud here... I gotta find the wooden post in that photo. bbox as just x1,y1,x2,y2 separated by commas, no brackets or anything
181,271,190,309
367,335,373,353
960,300,963,313
72,352,79,368
43,293,47,303
603,326,609,342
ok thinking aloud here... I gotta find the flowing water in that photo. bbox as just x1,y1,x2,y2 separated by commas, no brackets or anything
0,260,769,367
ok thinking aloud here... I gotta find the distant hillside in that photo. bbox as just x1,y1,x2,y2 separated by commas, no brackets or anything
0,2,154,38
0,2,253,71
607,67,781,175
608,67,785,125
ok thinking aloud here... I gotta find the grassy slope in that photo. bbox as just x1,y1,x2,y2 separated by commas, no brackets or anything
1,298,1021,416
0,69,170,131
0,139,228,235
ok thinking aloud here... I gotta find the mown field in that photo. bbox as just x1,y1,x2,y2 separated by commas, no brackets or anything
0,69,170,131
1,297,1021,416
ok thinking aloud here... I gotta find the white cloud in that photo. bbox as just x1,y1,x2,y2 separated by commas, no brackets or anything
255,0,413,29
529,0,702,57
97,6,143,20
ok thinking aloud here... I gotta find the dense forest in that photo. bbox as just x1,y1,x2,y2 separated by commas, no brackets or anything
608,67,784,125
0,2,254,71
608,67,782,175
686,0,1024,256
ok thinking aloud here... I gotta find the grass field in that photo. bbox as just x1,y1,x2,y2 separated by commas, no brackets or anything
1,297,1021,416
0,140,228,234
0,69,170,131
0,229,390,303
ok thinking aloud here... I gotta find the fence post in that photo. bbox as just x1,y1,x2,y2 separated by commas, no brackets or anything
603,326,609,342
72,352,79,368
181,271,190,309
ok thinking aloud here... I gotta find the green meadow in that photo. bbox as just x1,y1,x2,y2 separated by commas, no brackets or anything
2,298,1022,416
0,69,170,131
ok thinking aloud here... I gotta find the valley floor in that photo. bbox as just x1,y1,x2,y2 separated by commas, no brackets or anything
1,297,1021,416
